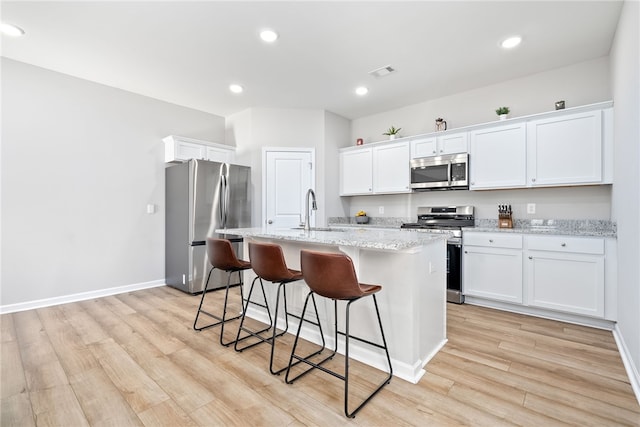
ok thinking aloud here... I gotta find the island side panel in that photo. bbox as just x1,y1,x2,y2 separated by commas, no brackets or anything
353,240,447,381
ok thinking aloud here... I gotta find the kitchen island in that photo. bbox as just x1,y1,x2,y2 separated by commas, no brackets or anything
218,226,448,383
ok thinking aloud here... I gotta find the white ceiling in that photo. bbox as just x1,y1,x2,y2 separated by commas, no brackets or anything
1,1,623,120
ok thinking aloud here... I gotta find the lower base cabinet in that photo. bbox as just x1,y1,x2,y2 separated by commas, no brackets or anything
463,232,609,320
526,236,605,317
463,233,523,303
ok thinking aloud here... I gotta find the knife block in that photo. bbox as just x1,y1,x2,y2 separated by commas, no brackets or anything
499,213,513,229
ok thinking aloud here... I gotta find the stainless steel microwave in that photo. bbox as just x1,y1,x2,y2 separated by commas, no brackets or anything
410,153,469,190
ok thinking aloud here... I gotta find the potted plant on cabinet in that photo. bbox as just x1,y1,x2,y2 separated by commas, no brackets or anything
495,107,510,121
383,126,402,140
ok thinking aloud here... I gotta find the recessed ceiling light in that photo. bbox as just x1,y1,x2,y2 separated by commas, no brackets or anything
355,86,369,96
229,84,244,94
260,29,278,43
501,36,522,49
1,23,25,37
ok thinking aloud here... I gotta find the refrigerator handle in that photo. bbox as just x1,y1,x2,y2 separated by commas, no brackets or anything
218,173,225,228
223,165,230,227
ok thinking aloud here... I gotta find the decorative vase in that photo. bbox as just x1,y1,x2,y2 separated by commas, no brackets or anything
389,135,396,140
499,114,508,121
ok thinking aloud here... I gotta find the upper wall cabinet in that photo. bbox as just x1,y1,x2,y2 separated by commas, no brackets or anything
372,141,411,193
340,147,373,195
526,110,604,187
470,123,527,189
164,135,235,164
411,131,468,159
468,103,613,190
340,141,410,196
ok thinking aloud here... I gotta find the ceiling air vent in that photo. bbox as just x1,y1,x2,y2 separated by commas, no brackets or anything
368,65,396,78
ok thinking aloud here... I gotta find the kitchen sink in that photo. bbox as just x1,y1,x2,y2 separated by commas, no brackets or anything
290,227,345,232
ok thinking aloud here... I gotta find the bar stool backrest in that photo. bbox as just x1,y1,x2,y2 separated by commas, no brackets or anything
249,242,297,282
207,238,244,271
300,250,363,300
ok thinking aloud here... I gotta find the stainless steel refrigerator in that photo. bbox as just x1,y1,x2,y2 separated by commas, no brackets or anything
165,159,251,294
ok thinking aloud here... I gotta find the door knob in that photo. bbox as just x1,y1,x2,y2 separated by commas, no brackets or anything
267,219,273,224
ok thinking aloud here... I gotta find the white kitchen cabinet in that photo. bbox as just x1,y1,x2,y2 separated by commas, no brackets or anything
164,135,235,163
469,123,527,189
340,147,373,195
206,146,235,163
372,141,411,193
525,235,605,317
411,132,468,159
340,141,410,195
463,232,523,303
526,110,603,186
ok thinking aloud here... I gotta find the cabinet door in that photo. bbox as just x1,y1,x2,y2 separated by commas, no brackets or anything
527,110,602,186
411,136,438,158
463,246,523,303
439,132,468,155
206,146,234,164
373,142,410,193
340,148,373,195
469,123,527,189
175,140,206,161
526,251,605,317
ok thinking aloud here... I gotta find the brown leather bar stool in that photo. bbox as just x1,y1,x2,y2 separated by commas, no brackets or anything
286,250,393,418
193,238,251,347
235,241,327,375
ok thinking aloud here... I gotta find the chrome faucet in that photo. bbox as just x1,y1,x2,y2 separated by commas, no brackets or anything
303,188,317,231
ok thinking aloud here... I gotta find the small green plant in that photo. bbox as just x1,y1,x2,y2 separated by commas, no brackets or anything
495,107,510,115
383,126,402,136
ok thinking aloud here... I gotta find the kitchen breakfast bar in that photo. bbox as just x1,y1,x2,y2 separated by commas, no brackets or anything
218,227,448,383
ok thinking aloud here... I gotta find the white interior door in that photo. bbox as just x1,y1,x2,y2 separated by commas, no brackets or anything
263,148,314,229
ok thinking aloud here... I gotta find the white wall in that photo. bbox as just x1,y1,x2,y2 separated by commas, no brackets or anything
346,57,613,221
352,57,611,143
226,107,350,226
1,58,226,307
348,186,612,221
610,0,640,399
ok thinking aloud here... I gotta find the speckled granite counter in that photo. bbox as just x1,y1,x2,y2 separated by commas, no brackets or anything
468,219,617,237
219,226,448,251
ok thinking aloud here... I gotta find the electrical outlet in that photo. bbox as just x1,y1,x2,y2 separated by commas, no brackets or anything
527,203,536,214
378,206,384,214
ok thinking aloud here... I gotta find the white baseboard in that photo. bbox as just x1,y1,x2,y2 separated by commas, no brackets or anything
612,324,640,406
0,279,166,314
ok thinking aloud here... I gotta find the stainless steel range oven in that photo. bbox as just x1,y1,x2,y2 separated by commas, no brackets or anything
401,206,474,303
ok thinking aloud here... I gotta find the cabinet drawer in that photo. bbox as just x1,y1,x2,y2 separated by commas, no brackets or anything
526,235,604,255
463,232,522,249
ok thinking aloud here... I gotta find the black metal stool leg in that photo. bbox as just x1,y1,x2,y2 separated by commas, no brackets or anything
343,294,393,418
219,270,237,346
234,277,275,351
285,291,336,384
193,267,216,331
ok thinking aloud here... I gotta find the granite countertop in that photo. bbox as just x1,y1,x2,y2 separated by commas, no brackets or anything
327,217,617,238
216,227,449,251
468,219,617,237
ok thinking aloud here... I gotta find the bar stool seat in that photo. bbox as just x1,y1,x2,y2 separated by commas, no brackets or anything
286,250,392,418
235,242,327,376
193,238,251,347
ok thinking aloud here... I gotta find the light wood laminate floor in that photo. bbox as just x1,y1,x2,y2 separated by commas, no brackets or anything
1,285,639,426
